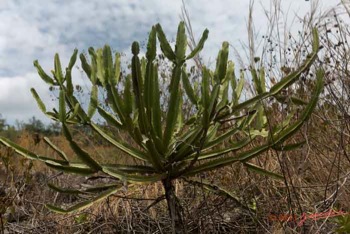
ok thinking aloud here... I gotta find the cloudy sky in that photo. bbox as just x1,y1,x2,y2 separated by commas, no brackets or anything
0,0,341,125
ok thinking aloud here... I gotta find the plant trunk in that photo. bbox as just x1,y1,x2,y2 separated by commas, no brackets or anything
162,179,186,234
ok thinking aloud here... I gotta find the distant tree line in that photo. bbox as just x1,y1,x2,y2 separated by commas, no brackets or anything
0,115,61,140
0,114,110,147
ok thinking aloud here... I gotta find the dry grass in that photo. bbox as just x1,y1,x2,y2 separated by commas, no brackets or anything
0,103,349,233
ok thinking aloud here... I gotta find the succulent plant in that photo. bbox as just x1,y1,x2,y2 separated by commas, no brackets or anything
0,21,323,233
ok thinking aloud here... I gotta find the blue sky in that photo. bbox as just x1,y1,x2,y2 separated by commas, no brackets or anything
0,0,341,124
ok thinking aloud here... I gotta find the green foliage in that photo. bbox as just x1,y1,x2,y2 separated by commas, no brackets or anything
0,22,324,215
334,213,350,233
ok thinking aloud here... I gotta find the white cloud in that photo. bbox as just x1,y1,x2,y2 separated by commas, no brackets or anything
0,72,54,124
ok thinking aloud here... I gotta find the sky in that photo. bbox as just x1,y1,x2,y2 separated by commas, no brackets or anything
0,0,342,125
